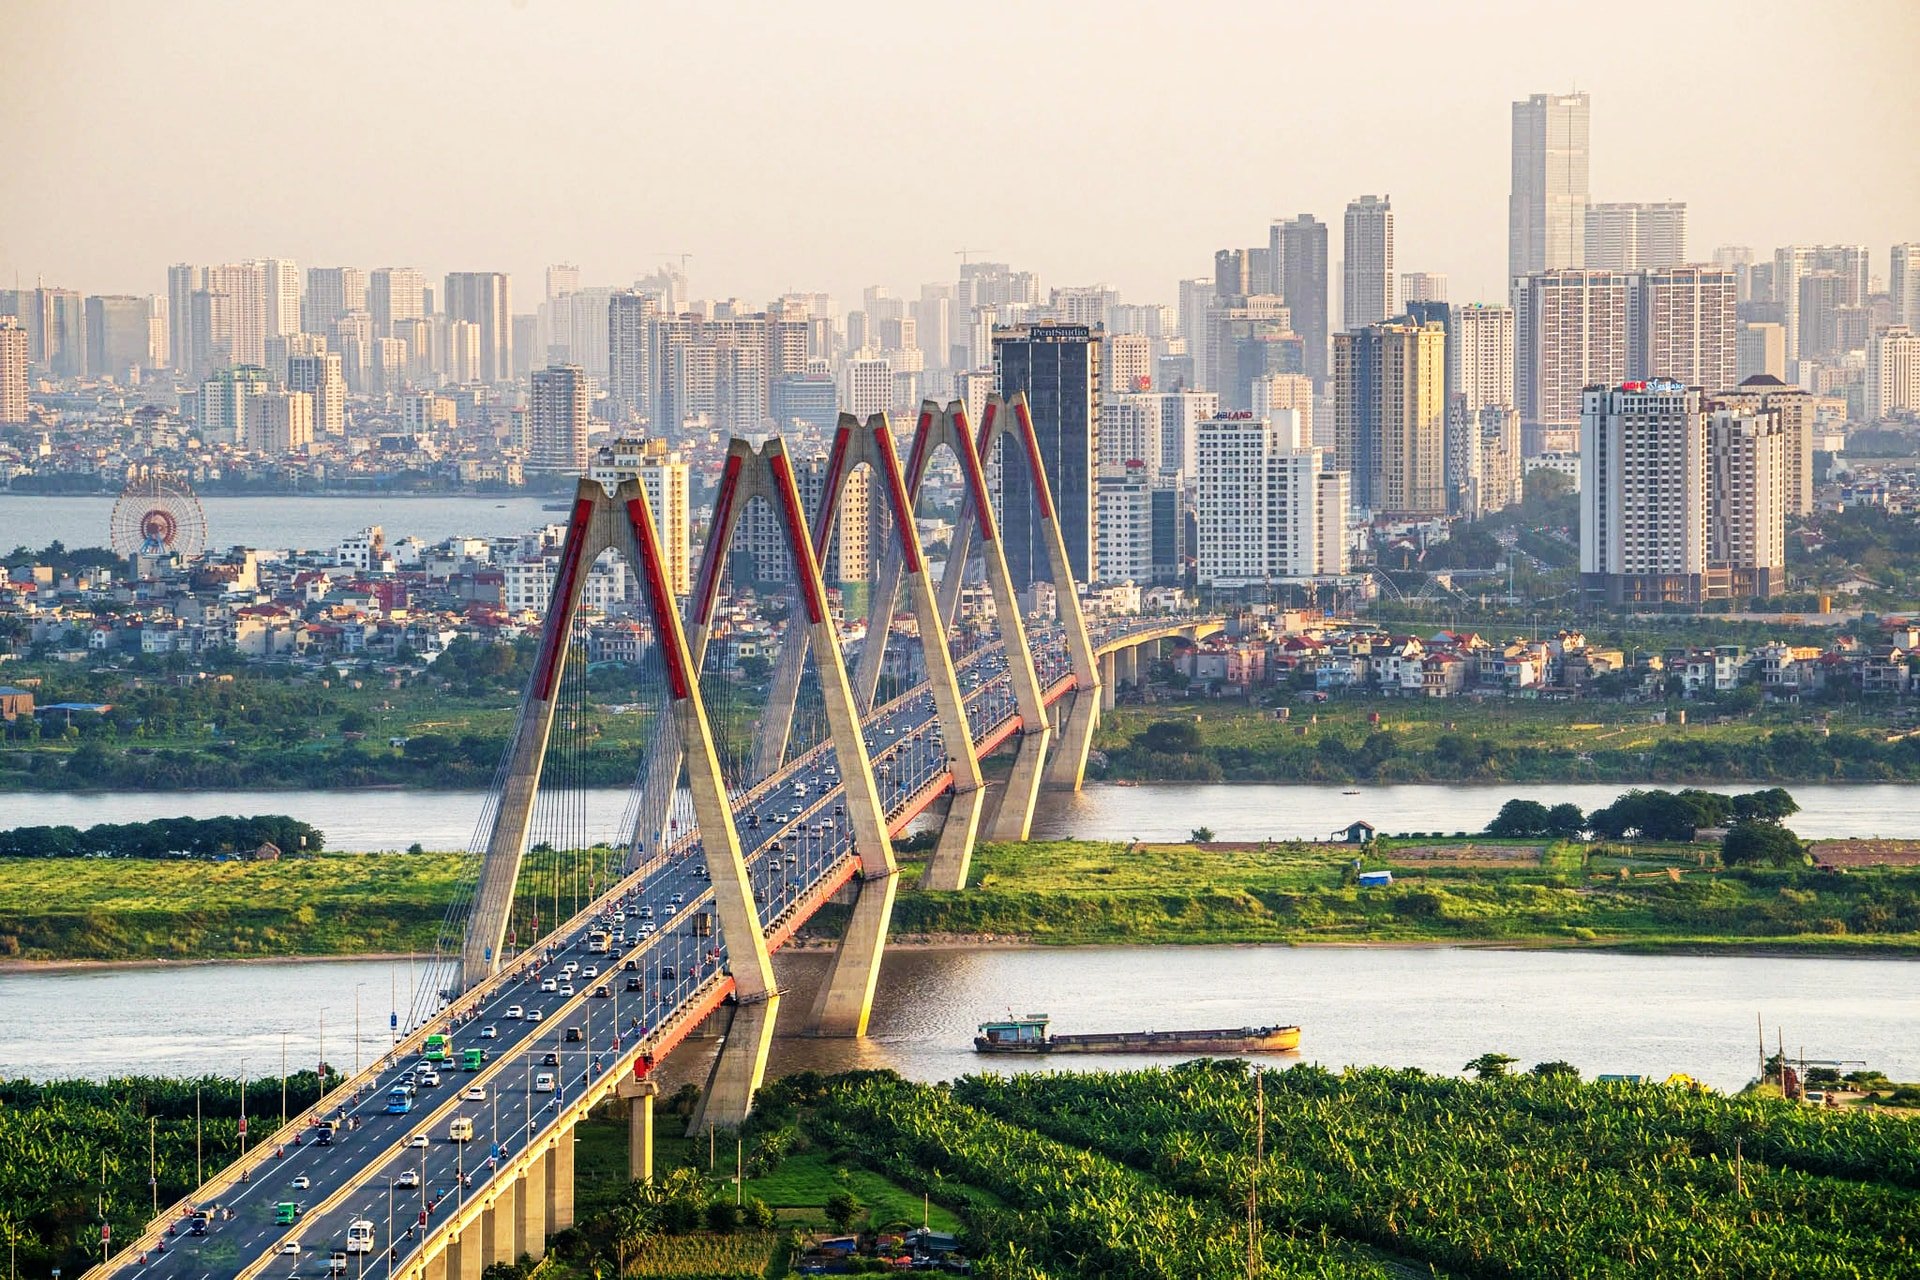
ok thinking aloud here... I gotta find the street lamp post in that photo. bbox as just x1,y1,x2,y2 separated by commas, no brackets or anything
354,983,367,1078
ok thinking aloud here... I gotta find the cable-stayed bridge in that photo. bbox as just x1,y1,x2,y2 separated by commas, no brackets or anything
91,396,1221,1280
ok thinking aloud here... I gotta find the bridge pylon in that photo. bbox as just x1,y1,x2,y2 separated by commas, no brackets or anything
458,475,779,1128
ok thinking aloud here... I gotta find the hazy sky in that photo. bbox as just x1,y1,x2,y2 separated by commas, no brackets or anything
4,0,1916,311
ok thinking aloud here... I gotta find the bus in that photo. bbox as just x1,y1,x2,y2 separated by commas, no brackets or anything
587,930,611,954
345,1221,376,1254
424,1034,452,1062
385,1088,413,1115
461,1048,485,1072
274,1203,299,1226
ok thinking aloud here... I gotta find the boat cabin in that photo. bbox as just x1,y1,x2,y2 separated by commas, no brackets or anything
976,1014,1050,1046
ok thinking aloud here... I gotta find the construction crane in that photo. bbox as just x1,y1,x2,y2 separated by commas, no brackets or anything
954,247,993,267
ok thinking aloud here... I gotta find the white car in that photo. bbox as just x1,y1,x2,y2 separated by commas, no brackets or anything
395,1170,420,1189
558,984,575,997
406,1134,428,1149
540,978,558,993
561,961,578,975
290,1175,310,1190
278,1243,300,1256
526,1009,544,1023
462,1086,485,1102
505,1005,524,1020
533,1072,556,1093
479,1025,498,1039
581,966,598,979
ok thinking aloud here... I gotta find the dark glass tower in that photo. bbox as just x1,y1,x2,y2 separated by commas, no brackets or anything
992,323,1100,588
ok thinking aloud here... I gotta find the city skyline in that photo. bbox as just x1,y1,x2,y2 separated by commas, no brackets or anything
4,1,1916,310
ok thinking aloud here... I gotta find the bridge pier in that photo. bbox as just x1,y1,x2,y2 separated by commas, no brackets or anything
1117,644,1139,692
424,1244,449,1280
691,994,778,1132
1100,651,1118,711
545,1128,575,1233
920,784,986,890
1043,689,1099,791
482,1181,515,1268
809,869,900,1035
987,726,1051,839
617,1077,658,1183
447,1230,482,1280
516,1144,547,1260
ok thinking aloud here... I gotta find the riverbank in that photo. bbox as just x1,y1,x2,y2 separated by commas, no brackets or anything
7,835,1920,963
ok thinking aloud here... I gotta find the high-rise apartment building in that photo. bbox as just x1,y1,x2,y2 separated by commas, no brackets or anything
1400,272,1449,304
1774,245,1869,363
1736,323,1786,383
1332,318,1447,517
1630,266,1736,389
1579,380,1708,604
1194,410,1329,586
1207,296,1298,411
1708,406,1786,598
304,267,366,336
607,291,659,422
286,353,346,436
166,264,203,372
369,268,425,334
260,259,302,341
1251,374,1315,448
1270,215,1330,384
1451,303,1516,414
0,318,26,423
1095,461,1155,586
197,364,272,444
84,296,153,380
249,390,314,454
589,438,691,595
1585,202,1687,272
1867,326,1920,422
1104,331,1153,395
993,323,1100,588
1892,244,1920,329
443,272,513,383
528,365,590,473
1514,269,1629,449
1715,375,1814,517
1510,92,1591,280
1452,402,1522,518
1342,195,1395,329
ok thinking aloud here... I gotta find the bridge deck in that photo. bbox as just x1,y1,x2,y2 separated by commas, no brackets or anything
98,617,1213,1280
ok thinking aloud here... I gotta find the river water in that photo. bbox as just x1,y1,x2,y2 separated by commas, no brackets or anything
0,945,1909,1093
13,781,1920,849
0,492,558,552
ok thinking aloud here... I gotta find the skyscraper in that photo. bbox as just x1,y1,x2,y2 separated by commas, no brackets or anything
590,438,692,595
528,365,590,473
1342,195,1395,329
84,296,152,380
1707,406,1786,599
1194,411,1328,586
1585,202,1688,272
1892,244,1920,329
1630,266,1736,390
287,353,346,436
443,272,513,383
1332,318,1446,517
1270,215,1330,384
608,290,659,422
1510,92,1591,280
993,323,1101,588
167,264,203,372
1716,375,1814,517
1867,326,1920,422
369,268,425,334
304,267,366,336
1399,272,1449,304
1513,269,1629,450
260,259,302,341
0,318,26,423
1580,380,1708,605
1451,303,1516,414
1773,245,1868,363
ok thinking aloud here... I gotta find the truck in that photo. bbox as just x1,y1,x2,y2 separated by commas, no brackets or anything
344,1221,375,1254
587,930,611,955
448,1116,475,1142
461,1048,485,1072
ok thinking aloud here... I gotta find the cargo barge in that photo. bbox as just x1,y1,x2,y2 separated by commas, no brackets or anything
973,1013,1300,1055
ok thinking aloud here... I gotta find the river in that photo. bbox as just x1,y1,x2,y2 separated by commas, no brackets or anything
0,492,559,552
0,946,1908,1093
12,781,1920,850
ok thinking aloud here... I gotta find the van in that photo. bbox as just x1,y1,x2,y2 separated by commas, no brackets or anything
447,1116,475,1142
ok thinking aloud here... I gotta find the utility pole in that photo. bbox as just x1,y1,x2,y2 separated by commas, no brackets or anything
149,1118,157,1219
1247,1067,1264,1279
195,1086,203,1186
281,1031,289,1130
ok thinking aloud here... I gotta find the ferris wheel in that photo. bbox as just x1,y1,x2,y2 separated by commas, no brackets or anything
110,468,209,559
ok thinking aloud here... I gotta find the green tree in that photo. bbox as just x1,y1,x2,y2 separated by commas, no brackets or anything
1190,827,1215,843
1140,720,1202,754
1544,803,1587,838
1465,1052,1518,1081
1487,799,1551,838
1721,819,1807,866
825,1190,863,1232
1530,1060,1581,1080
1732,787,1800,823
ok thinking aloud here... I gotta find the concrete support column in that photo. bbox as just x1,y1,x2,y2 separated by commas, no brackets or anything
423,1245,448,1280
1043,689,1100,792
516,1148,547,1261
986,728,1051,839
618,1078,659,1183
921,785,987,890
551,1125,576,1233
1118,644,1139,691
483,1179,515,1267
691,996,778,1132
446,1233,482,1280
1100,651,1118,712
809,870,900,1036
